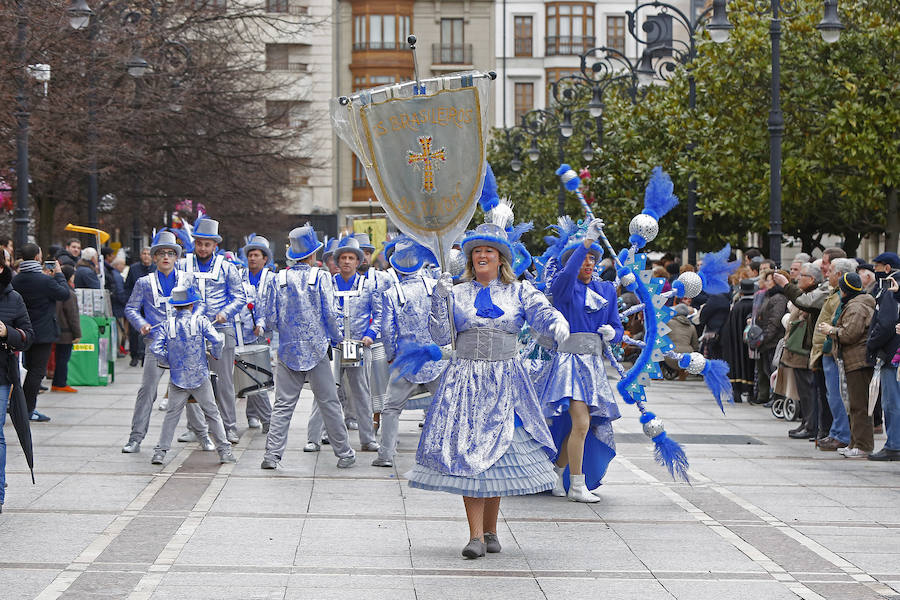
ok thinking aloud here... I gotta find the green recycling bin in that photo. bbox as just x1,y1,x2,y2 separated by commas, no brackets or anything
68,315,116,386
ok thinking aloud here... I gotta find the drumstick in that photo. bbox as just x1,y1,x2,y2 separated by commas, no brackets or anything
247,302,258,330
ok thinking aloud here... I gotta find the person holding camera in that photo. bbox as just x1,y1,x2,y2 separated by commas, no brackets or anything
11,243,72,421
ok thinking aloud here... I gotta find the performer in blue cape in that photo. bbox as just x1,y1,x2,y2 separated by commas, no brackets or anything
542,218,623,502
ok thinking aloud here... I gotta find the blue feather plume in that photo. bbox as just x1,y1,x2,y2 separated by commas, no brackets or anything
642,166,679,220
507,221,533,243
478,162,499,213
391,341,444,380
698,244,740,295
555,164,581,191
653,432,690,483
702,358,734,414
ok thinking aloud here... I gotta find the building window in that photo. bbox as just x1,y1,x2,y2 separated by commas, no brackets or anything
265,101,308,128
545,67,581,105
353,73,400,91
546,3,595,56
438,18,464,63
606,15,625,54
514,16,533,57
353,13,411,51
353,158,369,189
514,82,533,124
265,44,309,72
266,0,287,12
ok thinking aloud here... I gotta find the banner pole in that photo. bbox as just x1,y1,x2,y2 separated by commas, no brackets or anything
435,233,457,351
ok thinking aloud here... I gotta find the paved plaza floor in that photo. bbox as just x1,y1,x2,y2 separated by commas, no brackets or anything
1,359,899,600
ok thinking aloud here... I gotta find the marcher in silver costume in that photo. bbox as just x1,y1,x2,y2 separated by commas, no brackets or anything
122,231,211,454
149,286,236,465
405,221,570,559
178,217,246,444
260,226,356,470
372,236,446,468
236,235,275,433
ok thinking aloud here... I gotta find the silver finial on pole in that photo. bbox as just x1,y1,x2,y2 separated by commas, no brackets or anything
407,35,422,92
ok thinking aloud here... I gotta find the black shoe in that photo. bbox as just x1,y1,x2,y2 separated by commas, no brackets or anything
462,538,486,559
788,428,811,439
748,397,768,405
129,357,139,367
868,448,900,461
788,425,805,435
763,400,774,408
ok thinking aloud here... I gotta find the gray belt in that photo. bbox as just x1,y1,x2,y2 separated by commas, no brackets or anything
535,334,556,351
456,328,517,361
558,332,604,356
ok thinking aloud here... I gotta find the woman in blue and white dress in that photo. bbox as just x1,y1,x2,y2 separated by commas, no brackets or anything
406,222,570,559
542,218,623,503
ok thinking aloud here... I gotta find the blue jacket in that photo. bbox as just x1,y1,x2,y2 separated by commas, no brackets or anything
151,309,224,389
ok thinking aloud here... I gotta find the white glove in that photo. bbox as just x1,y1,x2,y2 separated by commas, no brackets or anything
585,218,605,242
550,320,570,345
598,324,615,342
434,272,454,299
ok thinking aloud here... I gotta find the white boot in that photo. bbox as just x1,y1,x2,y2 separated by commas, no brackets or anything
551,465,566,497
567,474,601,503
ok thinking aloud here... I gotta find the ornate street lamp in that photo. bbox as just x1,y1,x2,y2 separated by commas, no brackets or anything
708,0,843,265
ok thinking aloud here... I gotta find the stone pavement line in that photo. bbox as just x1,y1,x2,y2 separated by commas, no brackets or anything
616,456,829,600
31,449,195,600
690,472,900,599
126,433,255,600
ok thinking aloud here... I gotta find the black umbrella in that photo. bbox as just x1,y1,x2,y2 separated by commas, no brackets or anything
6,359,35,483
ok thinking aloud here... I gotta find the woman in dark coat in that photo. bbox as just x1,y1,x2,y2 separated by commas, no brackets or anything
720,280,757,401
52,265,81,392
0,250,34,513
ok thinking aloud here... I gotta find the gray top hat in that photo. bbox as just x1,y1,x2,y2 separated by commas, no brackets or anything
242,235,271,258
334,236,365,262
193,218,222,243
169,286,202,306
352,232,375,251
150,230,183,258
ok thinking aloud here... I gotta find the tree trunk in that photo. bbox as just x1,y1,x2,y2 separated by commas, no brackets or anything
35,193,57,251
842,230,860,258
886,186,898,254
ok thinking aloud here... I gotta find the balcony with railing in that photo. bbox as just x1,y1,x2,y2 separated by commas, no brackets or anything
352,41,404,52
545,36,595,56
432,43,473,65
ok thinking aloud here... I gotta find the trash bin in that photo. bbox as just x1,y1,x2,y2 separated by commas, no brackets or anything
68,315,116,386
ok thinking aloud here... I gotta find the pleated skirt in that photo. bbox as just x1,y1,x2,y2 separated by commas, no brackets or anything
405,427,556,498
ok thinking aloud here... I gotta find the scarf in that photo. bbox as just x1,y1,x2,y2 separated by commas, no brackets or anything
18,260,42,273
474,282,504,319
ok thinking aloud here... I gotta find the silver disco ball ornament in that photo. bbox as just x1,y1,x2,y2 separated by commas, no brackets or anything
686,352,706,375
642,417,665,439
629,213,659,243
447,248,467,278
677,271,703,298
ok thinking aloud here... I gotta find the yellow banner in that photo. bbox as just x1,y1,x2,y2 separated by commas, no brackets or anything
73,343,95,352
353,218,387,256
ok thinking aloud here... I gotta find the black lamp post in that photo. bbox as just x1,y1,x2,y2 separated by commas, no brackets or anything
13,0,30,249
703,0,843,266
626,0,725,266
518,109,568,217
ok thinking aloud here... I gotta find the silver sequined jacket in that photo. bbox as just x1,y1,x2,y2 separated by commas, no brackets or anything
180,253,246,326
151,310,224,389
380,272,447,384
261,265,342,372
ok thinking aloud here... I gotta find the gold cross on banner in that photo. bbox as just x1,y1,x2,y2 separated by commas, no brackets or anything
407,136,446,193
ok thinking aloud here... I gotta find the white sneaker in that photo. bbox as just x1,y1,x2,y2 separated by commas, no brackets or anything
177,431,197,443
248,417,262,429
567,474,601,503
842,448,869,459
551,466,566,497
837,446,849,456
158,399,169,411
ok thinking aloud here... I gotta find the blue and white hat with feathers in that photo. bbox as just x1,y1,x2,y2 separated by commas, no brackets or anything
388,235,436,274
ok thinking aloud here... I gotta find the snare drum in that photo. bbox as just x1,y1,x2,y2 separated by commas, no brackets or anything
368,342,390,413
233,344,274,397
